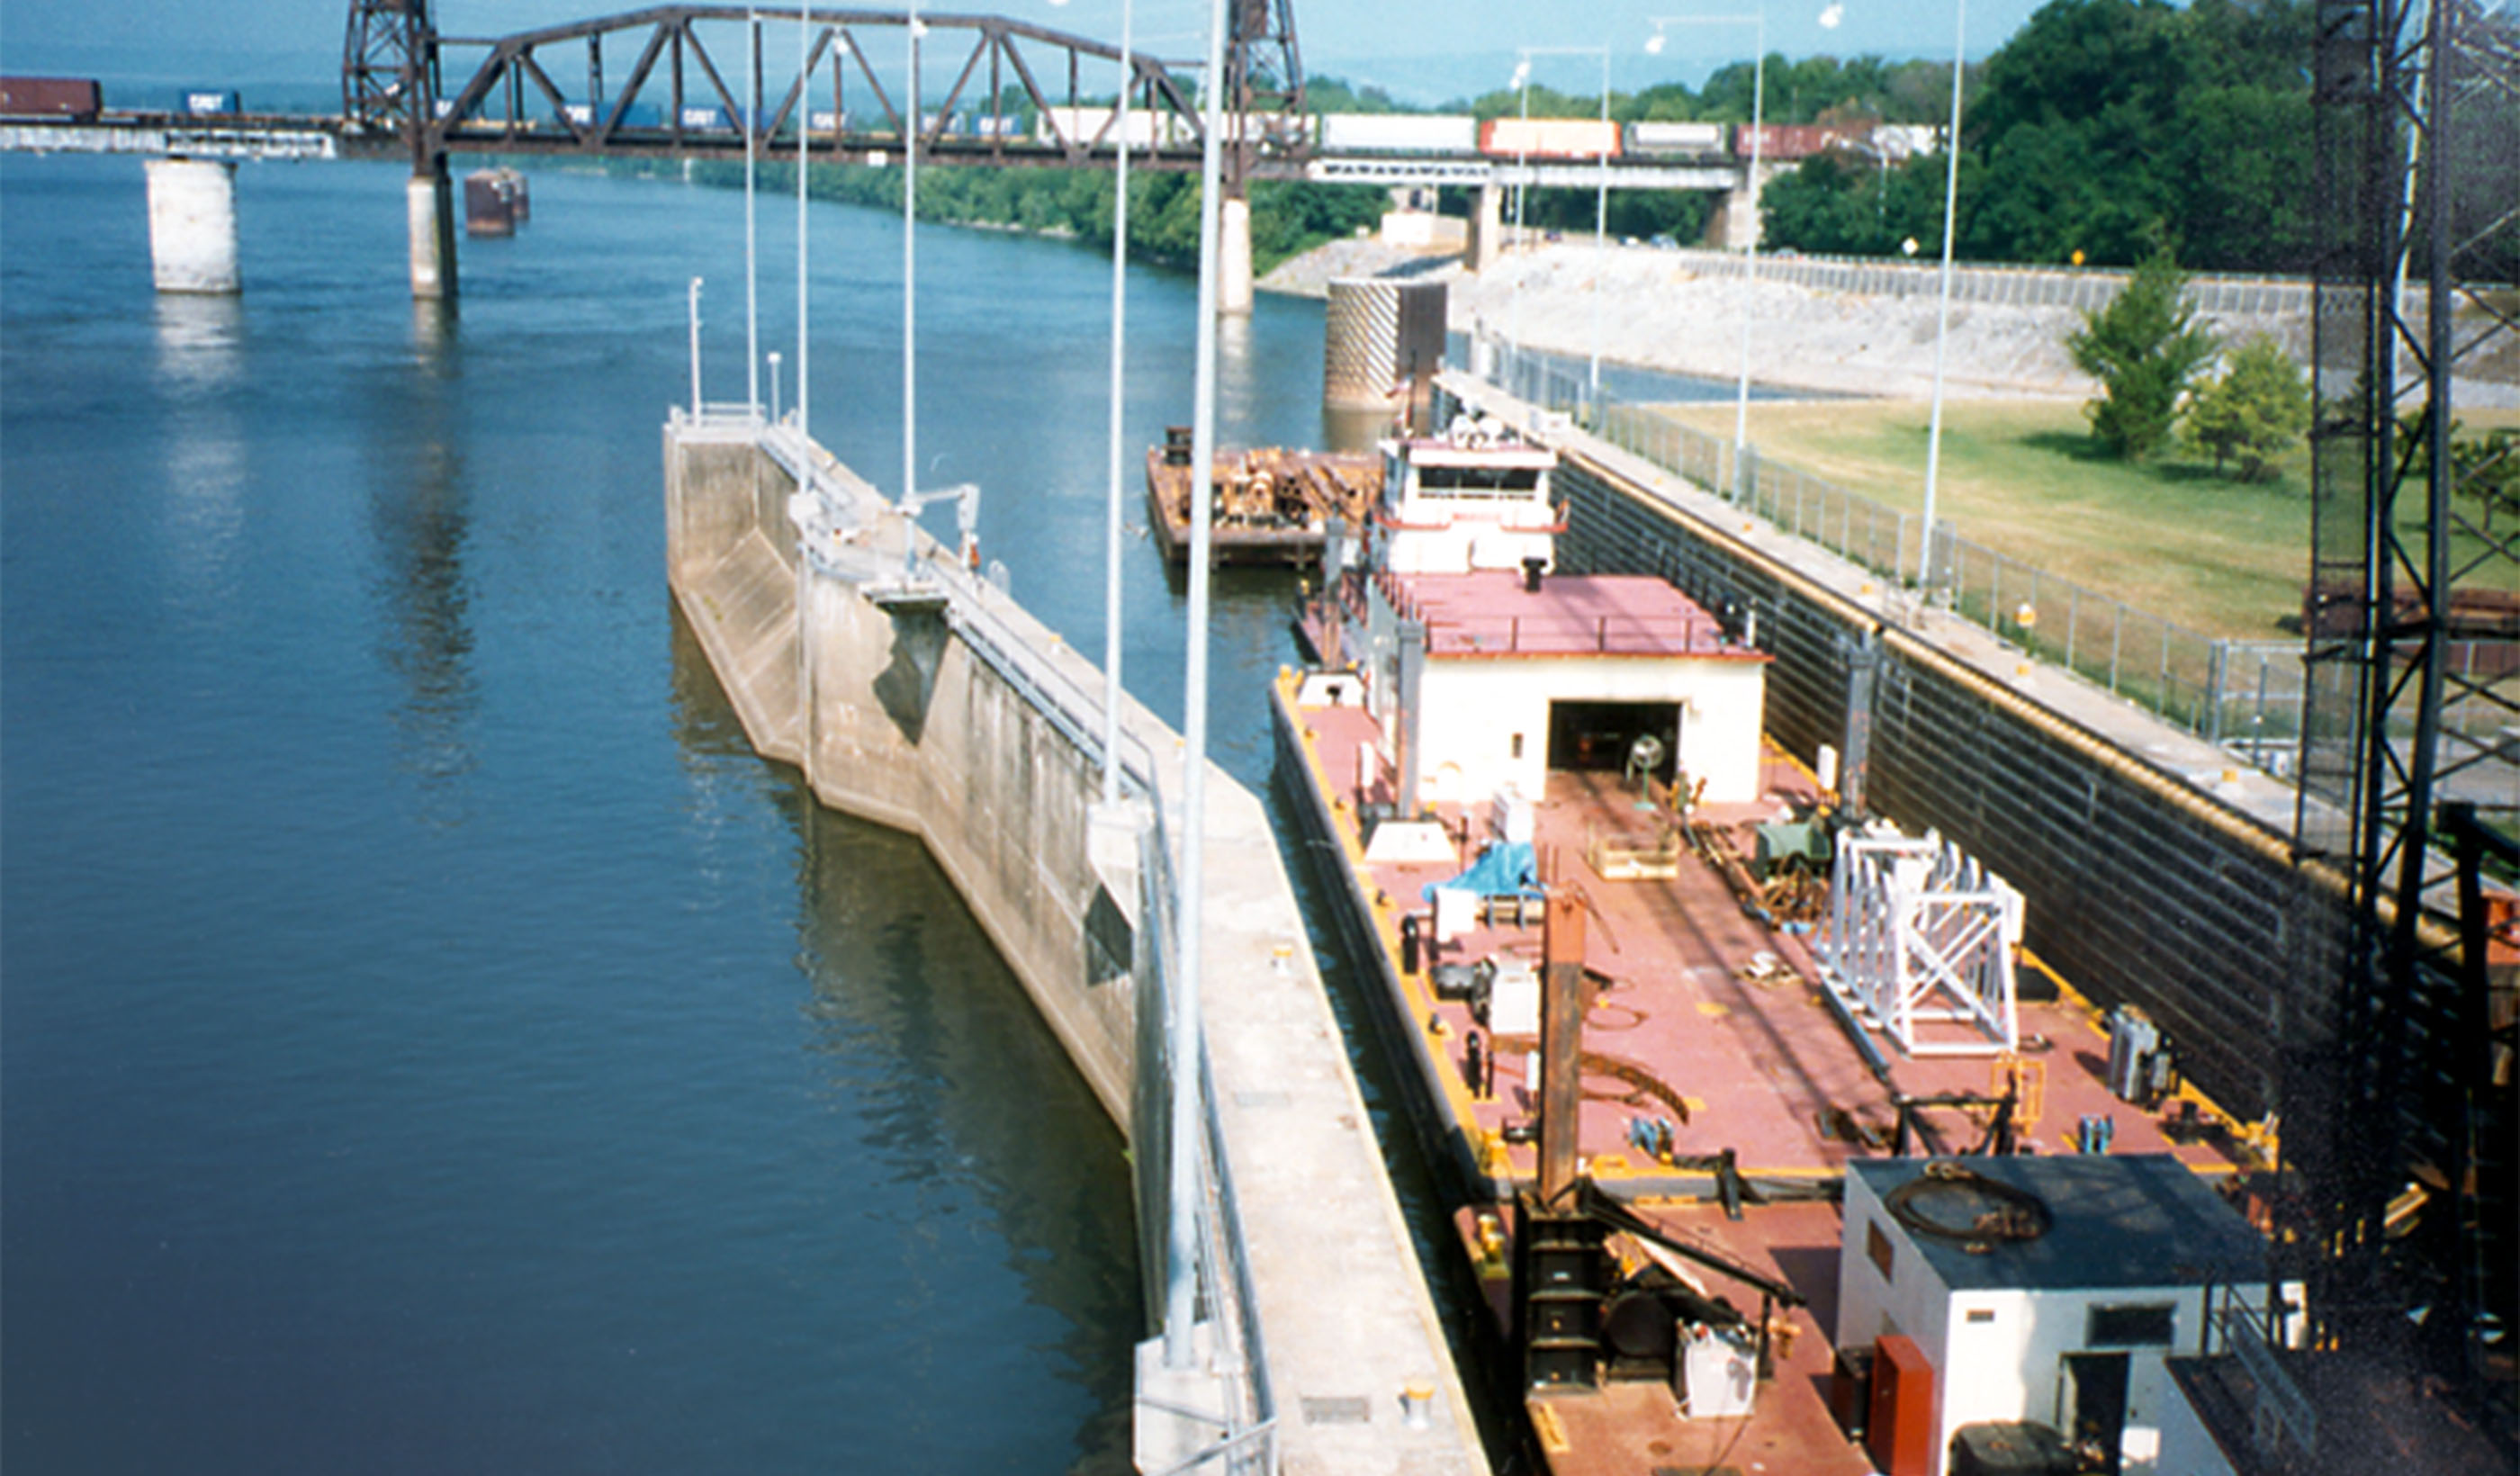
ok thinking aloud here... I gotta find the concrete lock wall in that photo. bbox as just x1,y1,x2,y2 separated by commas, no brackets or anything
663,423,1134,1122
1544,453,2348,1127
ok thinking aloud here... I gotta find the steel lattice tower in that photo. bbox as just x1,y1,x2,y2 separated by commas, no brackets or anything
1223,0,1305,188
344,0,439,159
2293,0,2517,1419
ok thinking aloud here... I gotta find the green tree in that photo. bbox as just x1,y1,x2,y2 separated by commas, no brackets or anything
2183,335,2309,481
2067,248,2218,460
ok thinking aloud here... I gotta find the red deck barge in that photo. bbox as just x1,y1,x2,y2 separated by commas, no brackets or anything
1270,432,2265,1475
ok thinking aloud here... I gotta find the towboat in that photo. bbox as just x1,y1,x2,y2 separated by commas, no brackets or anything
1274,414,2279,1476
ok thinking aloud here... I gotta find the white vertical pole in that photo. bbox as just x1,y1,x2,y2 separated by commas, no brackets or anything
1589,45,1608,403
1168,0,1231,1373
1732,7,1765,497
746,9,760,414
1512,64,1529,378
796,6,811,459
688,277,704,409
1101,0,1134,806
1921,0,1966,588
904,1,921,511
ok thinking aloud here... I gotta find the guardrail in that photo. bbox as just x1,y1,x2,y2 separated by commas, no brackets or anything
1476,338,2315,765
1656,246,2318,318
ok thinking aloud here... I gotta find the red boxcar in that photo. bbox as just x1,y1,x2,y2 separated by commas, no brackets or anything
1480,116,1622,161
1,76,103,121
1734,122,1840,161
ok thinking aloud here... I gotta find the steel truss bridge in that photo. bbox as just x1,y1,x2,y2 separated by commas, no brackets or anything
6,3,1747,194
347,2,1302,181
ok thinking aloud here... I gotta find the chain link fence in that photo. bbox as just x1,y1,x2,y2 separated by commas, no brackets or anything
1472,337,2313,772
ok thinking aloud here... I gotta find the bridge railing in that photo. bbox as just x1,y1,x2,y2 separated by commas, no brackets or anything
1476,337,2315,769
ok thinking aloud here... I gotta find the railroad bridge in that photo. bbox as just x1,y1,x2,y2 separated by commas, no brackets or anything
4,0,1764,302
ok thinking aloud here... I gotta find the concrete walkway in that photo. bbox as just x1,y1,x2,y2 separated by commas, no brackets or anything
1153,739,1490,1476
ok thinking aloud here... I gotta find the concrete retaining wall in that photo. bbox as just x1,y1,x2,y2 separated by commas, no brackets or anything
664,418,1136,1120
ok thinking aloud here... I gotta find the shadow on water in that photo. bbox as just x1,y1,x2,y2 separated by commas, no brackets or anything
667,606,1142,1474
365,296,480,822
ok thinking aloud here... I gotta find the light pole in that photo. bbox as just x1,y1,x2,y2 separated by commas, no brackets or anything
1100,0,1134,807
1514,44,1613,407
904,3,922,518
1510,60,1530,251
1648,9,1766,500
1918,0,1966,590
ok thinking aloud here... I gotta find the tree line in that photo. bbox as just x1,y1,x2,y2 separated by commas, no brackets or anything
688,159,1384,276
677,0,2511,282
1760,0,2320,271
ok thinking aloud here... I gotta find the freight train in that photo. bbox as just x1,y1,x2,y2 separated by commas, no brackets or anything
1306,112,1870,164
1,77,266,124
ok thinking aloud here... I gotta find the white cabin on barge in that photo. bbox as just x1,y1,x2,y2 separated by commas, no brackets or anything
1326,428,1770,813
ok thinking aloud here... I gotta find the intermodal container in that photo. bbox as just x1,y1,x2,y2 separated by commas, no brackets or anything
1479,116,1621,161
0,76,103,120
1318,113,1478,156
1035,105,1185,149
1624,120,1726,157
182,89,242,115
678,104,735,131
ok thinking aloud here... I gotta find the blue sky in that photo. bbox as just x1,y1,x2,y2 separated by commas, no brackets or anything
2,0,2056,106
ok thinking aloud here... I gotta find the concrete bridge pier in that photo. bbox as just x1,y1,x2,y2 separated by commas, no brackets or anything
407,161,458,301
1219,194,1253,315
1706,160,1768,252
144,158,241,294
1466,182,1504,273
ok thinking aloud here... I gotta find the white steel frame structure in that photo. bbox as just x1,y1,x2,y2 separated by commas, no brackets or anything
1822,831,2023,1057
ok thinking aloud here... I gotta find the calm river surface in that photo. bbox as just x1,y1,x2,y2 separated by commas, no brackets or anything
1,152,1343,1475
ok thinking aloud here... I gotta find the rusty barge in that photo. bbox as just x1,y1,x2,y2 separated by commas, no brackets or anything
1143,426,1380,565
1273,420,2292,1476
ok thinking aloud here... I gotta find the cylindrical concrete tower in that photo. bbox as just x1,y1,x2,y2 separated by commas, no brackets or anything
1323,276,1448,433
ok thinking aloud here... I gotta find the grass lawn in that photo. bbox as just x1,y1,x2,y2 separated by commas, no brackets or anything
1645,398,2518,642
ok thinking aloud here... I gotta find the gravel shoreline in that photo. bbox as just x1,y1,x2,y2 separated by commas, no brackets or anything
1264,238,2195,402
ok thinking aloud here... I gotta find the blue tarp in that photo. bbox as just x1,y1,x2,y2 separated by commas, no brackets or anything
1422,840,1541,902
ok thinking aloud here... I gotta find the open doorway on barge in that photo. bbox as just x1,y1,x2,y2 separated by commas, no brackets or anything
1546,700,1681,785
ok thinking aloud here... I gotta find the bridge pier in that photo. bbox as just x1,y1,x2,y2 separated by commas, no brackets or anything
144,158,241,294
1707,160,1768,252
1219,194,1252,316
407,163,458,301
1467,182,1504,273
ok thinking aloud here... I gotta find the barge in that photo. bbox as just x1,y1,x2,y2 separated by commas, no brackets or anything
1143,427,1380,565
1274,418,2288,1476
